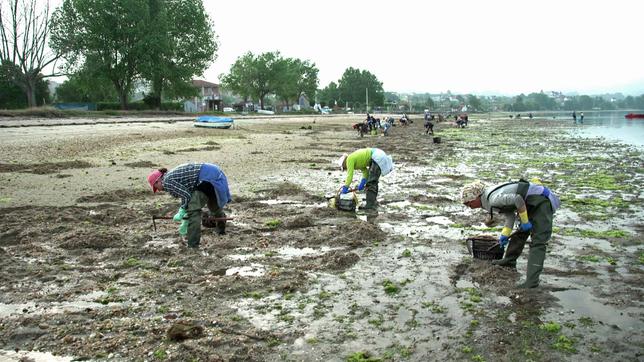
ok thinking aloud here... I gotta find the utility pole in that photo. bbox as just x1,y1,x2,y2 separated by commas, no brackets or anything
366,88,369,113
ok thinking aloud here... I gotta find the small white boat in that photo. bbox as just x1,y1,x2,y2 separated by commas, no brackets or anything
194,115,234,129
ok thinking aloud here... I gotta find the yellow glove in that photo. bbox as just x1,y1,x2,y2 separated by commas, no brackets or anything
501,227,512,237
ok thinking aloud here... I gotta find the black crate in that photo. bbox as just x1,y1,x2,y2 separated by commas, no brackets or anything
466,236,504,260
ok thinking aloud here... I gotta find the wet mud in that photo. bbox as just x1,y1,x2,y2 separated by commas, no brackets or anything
0,115,642,361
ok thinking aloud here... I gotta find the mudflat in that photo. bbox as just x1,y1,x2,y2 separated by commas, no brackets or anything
0,114,642,361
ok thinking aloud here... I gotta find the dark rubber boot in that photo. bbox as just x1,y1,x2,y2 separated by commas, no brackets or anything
186,214,201,248
492,232,527,267
212,209,226,235
517,243,546,288
360,188,378,210
491,258,516,268
186,191,209,248
215,220,226,235
359,161,381,210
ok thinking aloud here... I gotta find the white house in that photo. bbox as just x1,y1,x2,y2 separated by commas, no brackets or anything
184,79,222,113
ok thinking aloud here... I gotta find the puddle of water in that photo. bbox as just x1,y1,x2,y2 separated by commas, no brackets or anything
0,291,113,318
145,236,179,249
385,200,412,209
379,221,464,240
0,350,74,362
548,289,643,331
227,254,255,261
258,199,297,205
425,215,454,225
225,264,266,277
230,293,287,330
431,177,456,184
557,235,613,252
276,246,343,259
227,246,344,262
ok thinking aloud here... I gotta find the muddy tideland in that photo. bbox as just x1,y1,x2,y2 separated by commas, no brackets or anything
0,114,642,362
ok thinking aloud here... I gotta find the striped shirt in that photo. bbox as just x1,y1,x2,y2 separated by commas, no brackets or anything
162,163,202,208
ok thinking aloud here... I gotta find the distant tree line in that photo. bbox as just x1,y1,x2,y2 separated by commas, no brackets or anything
219,55,385,113
396,92,644,113
499,92,644,112
219,51,319,111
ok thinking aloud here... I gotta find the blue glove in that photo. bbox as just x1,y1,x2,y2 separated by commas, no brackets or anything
520,221,533,232
499,235,510,249
341,186,349,194
357,178,367,191
173,207,187,222
178,220,188,236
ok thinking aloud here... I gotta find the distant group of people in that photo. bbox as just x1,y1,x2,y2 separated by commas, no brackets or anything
353,114,383,137
399,113,412,126
354,113,416,137
455,114,468,128
352,110,472,138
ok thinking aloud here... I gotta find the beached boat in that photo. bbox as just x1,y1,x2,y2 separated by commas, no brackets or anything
194,115,234,129
624,113,644,119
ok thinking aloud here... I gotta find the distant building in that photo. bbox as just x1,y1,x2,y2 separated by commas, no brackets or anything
48,80,60,100
184,79,222,113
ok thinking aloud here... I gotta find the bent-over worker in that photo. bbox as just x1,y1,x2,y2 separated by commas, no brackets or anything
337,148,393,210
461,179,560,288
147,162,231,248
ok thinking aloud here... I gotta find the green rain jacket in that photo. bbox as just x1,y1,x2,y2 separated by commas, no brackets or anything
344,148,373,187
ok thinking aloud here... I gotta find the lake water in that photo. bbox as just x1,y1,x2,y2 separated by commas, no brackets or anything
559,110,644,147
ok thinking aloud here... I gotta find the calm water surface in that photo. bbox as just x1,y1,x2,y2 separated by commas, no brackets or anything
562,110,644,147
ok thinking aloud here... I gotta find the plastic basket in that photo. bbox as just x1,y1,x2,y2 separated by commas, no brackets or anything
336,192,357,212
466,235,504,260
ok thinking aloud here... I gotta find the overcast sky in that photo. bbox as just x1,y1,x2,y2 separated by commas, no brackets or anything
44,0,643,95
202,0,644,95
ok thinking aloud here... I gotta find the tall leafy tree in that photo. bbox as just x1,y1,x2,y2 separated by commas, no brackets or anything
1,0,61,107
0,61,50,108
511,94,527,112
50,0,151,109
275,58,318,109
337,67,384,111
141,0,217,109
466,94,482,111
525,92,557,110
219,56,251,104
54,57,117,102
220,51,284,110
318,81,340,108
293,59,318,106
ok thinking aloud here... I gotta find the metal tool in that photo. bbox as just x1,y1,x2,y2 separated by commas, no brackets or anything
486,230,523,251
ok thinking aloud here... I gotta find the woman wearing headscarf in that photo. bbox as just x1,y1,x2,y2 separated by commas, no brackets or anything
148,162,231,248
